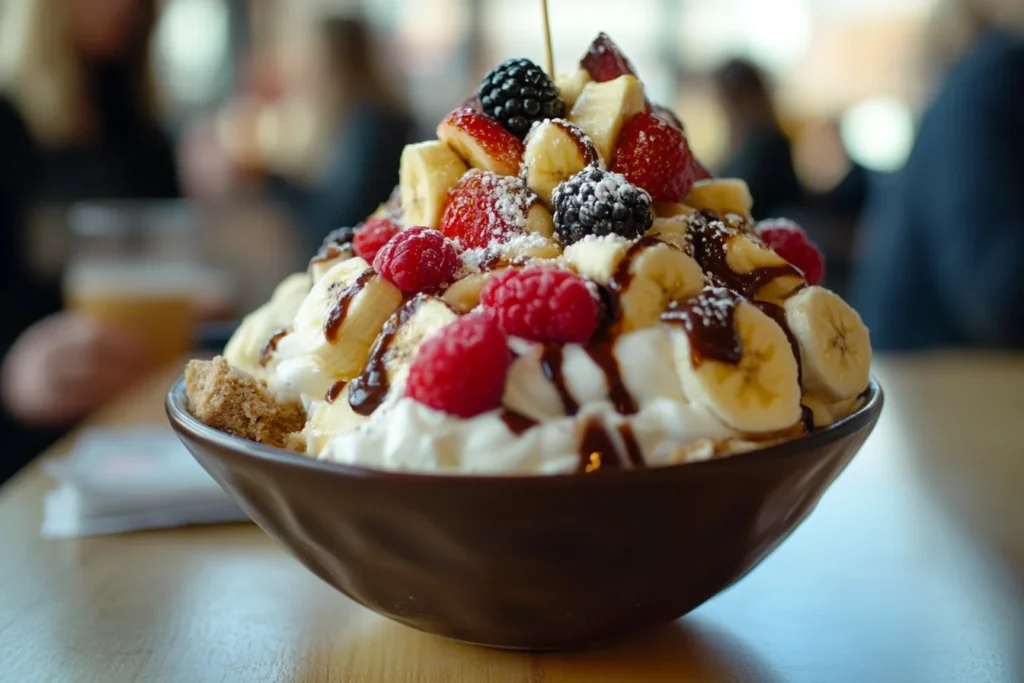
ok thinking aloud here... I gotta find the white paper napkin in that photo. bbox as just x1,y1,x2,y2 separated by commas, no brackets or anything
42,427,249,538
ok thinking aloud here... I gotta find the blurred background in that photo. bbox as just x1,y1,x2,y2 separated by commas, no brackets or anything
0,0,1021,482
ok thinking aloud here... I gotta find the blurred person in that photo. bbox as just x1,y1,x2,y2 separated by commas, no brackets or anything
851,0,1024,350
0,0,179,482
271,17,413,254
713,58,803,221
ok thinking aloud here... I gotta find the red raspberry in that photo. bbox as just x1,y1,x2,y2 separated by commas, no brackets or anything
373,227,461,293
756,219,826,286
406,312,511,418
480,268,599,343
611,112,696,202
352,216,400,263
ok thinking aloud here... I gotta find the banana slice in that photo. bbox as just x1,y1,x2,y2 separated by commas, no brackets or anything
347,295,459,412
563,235,703,332
653,202,697,218
668,292,801,433
442,271,504,313
646,216,692,252
523,119,600,205
399,141,469,229
784,286,871,401
568,75,646,166
684,178,754,220
556,68,592,110
304,385,369,455
223,272,311,377
291,257,403,381
724,234,805,302
801,395,835,429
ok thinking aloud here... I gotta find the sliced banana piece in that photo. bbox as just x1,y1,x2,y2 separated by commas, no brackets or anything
523,119,600,205
784,286,871,401
653,202,697,218
801,395,835,429
556,68,592,110
347,295,459,412
563,235,703,332
646,216,691,252
669,295,801,434
223,272,311,377
724,234,805,302
291,257,402,381
304,386,369,456
684,178,753,220
442,271,504,313
399,141,469,229
568,75,646,166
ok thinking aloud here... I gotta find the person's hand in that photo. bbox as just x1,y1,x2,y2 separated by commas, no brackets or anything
1,314,152,427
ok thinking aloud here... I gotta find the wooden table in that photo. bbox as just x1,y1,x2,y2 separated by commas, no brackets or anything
1,355,1022,683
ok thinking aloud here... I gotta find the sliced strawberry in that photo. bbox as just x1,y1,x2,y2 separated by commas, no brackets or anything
580,33,638,83
439,170,539,249
437,107,523,177
650,103,684,132
459,91,483,113
610,112,696,202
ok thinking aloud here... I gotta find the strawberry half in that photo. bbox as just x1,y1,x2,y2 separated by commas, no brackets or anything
580,33,637,83
756,219,826,286
610,112,696,203
439,170,539,249
437,107,524,177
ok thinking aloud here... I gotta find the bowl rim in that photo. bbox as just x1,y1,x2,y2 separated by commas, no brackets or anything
166,376,883,485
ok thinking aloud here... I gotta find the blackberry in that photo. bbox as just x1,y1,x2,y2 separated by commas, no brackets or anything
552,168,653,245
479,58,564,139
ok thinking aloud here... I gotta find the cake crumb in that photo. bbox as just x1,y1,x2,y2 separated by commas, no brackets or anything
184,356,306,450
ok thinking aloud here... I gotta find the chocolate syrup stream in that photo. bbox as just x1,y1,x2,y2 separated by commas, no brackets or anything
325,380,347,404
690,211,801,300
753,300,802,385
324,269,376,343
800,405,815,433
540,343,579,416
576,420,645,473
585,343,638,414
499,409,537,436
258,327,289,367
660,289,744,366
347,295,430,416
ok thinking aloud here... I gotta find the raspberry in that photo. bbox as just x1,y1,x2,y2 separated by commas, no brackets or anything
373,227,461,293
552,168,652,245
756,219,825,286
479,58,565,139
352,217,400,263
480,268,599,343
611,112,696,202
406,312,511,418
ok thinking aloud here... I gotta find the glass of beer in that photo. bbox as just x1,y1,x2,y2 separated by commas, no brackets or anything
64,202,202,368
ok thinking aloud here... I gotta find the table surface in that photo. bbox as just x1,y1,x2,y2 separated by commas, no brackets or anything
1,355,1023,683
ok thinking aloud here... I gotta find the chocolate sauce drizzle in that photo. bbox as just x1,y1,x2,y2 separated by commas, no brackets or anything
661,288,744,366
585,343,638,414
576,420,646,473
753,300,802,384
310,243,350,267
540,344,579,416
347,295,431,416
324,269,376,343
325,380,347,404
801,405,815,433
258,327,289,367
499,409,537,436
690,211,801,300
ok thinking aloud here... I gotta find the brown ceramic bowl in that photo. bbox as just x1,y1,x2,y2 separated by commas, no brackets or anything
167,378,882,651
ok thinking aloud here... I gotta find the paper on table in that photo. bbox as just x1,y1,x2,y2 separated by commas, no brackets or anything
42,427,249,538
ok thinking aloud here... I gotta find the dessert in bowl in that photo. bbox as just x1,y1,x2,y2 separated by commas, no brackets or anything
168,33,882,649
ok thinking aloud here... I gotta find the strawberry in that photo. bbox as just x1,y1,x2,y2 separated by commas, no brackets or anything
650,103,684,132
439,170,538,249
437,107,524,177
580,33,637,83
690,156,713,181
756,219,826,286
610,112,696,202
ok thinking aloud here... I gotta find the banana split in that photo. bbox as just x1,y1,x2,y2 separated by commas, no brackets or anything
186,33,872,474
